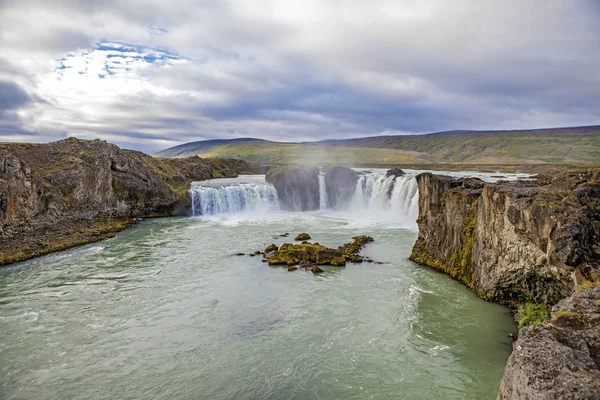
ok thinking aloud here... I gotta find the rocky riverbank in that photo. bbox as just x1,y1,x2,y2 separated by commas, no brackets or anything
0,138,251,266
409,169,600,398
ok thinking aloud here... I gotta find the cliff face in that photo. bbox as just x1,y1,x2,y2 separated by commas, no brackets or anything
410,172,600,305
0,138,249,265
410,170,600,398
498,286,600,400
324,166,358,208
266,166,320,211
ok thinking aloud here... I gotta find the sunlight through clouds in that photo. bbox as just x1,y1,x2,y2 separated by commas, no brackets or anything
0,0,599,152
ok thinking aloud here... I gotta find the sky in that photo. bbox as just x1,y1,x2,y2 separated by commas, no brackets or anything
0,1,599,153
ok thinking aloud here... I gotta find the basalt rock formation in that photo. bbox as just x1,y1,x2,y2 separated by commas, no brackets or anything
410,172,599,305
498,286,600,400
323,166,359,208
0,137,249,265
266,166,320,211
409,170,600,398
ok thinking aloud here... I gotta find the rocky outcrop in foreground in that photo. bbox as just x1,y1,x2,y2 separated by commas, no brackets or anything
498,286,600,400
409,170,600,398
0,138,250,265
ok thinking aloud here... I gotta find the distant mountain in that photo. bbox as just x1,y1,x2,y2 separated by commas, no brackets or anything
154,125,600,165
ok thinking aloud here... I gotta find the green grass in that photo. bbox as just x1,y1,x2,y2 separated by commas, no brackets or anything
155,126,600,165
515,303,551,329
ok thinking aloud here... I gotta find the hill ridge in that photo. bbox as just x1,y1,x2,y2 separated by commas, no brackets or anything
155,125,600,165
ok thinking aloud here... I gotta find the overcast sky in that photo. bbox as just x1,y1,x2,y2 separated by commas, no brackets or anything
1,1,599,153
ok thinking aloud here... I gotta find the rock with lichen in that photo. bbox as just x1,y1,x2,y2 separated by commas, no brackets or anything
267,235,373,268
264,244,278,254
498,286,600,400
0,138,249,266
295,233,311,241
330,257,346,266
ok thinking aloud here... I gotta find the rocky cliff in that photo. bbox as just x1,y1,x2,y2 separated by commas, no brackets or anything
266,166,320,211
498,286,600,399
0,137,249,265
411,172,599,305
324,166,358,208
410,170,600,398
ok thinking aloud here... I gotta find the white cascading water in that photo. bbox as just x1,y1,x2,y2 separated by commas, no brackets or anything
318,173,328,210
349,173,419,217
190,183,279,216
188,171,418,220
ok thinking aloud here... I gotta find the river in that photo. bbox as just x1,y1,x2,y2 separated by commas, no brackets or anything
0,170,518,399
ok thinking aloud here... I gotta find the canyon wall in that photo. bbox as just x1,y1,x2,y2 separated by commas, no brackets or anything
410,172,599,305
410,171,600,399
0,137,249,265
266,166,320,211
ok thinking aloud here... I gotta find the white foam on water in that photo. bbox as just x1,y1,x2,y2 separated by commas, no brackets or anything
0,311,39,323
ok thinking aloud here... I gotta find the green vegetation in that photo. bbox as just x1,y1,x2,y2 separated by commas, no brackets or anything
0,218,132,266
575,280,600,291
515,303,551,329
155,126,600,165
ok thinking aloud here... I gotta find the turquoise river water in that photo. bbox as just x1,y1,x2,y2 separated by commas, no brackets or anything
0,172,517,400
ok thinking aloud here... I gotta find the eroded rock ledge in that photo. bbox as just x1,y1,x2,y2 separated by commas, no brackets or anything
498,287,600,399
410,171,599,305
409,170,600,399
0,137,251,265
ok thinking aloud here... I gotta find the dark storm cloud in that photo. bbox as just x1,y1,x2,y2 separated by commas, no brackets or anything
0,81,31,110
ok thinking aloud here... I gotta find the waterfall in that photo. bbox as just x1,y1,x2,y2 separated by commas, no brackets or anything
188,171,418,219
318,174,328,210
349,173,418,216
190,183,279,216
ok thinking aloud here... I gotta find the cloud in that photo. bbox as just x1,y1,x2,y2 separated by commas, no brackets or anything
0,0,599,152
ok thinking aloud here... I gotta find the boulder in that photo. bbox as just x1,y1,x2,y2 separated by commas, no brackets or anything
316,249,343,264
311,266,324,274
288,266,298,272
386,168,405,177
264,244,278,253
295,233,311,241
330,257,346,266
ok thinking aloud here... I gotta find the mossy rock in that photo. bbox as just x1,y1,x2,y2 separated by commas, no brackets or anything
264,244,278,253
295,233,311,241
338,235,374,255
516,303,551,329
330,257,346,266
316,249,343,265
311,266,324,274
288,266,298,272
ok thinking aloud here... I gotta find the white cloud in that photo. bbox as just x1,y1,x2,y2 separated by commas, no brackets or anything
0,0,598,152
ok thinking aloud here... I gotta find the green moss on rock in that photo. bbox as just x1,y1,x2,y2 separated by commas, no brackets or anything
516,302,551,329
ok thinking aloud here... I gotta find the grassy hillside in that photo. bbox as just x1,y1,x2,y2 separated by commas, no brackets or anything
155,125,600,165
